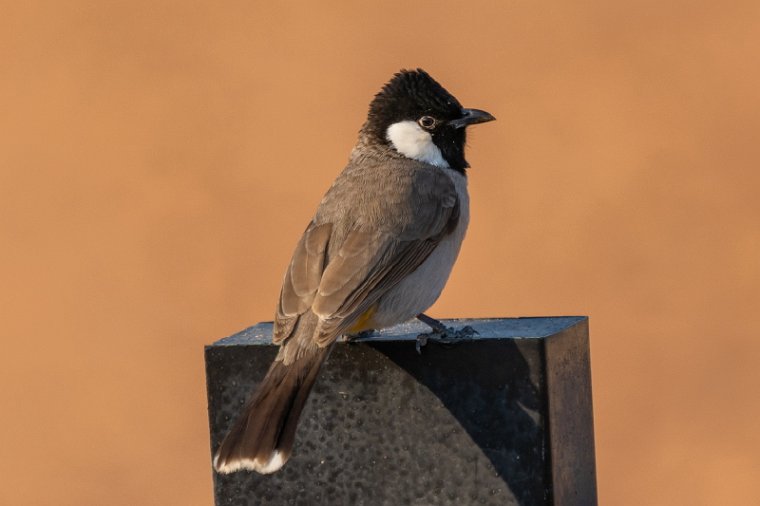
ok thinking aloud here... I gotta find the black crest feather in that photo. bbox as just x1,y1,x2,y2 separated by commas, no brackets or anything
364,69,463,142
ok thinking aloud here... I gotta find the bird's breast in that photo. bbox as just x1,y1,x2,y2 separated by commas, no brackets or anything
371,169,470,328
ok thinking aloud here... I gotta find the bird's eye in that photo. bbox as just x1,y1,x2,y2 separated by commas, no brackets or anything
418,116,436,129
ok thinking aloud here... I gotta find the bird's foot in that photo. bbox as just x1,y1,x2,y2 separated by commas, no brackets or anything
341,329,376,342
415,333,428,354
415,314,478,354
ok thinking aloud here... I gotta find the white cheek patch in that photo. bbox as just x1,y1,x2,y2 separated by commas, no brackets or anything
386,121,449,168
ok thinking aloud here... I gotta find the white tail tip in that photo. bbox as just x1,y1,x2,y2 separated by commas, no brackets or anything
213,451,286,475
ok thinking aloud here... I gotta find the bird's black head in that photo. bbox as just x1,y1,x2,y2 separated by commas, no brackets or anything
362,69,495,173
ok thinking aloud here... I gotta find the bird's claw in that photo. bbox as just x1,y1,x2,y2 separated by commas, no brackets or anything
415,333,429,354
342,329,375,342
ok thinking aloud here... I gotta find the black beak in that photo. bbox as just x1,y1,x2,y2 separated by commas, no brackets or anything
448,108,496,129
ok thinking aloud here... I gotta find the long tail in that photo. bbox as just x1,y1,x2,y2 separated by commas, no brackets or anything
213,338,330,474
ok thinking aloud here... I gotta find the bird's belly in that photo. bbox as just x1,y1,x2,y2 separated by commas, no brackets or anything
372,202,469,328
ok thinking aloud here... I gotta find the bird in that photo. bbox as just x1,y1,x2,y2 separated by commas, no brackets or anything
213,68,495,474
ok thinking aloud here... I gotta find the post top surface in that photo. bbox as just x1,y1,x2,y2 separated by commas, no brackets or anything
210,316,587,347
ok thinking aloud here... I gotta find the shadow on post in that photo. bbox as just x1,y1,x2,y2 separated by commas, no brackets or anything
372,338,549,505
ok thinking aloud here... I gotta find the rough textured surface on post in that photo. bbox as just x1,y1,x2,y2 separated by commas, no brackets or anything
205,317,596,506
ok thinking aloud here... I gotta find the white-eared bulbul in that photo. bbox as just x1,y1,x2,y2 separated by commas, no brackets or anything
213,69,495,474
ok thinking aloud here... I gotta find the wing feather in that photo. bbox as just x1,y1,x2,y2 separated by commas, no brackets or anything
274,163,460,347
274,223,331,344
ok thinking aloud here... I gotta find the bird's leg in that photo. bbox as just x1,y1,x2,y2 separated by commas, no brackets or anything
415,313,478,354
416,313,449,334
417,313,478,338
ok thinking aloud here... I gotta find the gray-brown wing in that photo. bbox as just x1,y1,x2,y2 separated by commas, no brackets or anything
273,222,332,343
312,190,460,344
274,166,459,346
311,230,450,345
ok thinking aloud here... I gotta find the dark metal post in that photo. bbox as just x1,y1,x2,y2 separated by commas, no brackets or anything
205,317,596,506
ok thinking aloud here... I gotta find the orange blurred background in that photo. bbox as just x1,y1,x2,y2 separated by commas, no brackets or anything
2,1,759,504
